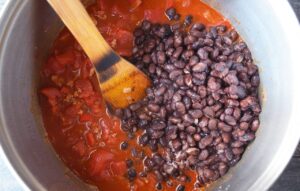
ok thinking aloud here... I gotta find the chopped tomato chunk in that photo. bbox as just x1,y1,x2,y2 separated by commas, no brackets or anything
111,4,127,18
72,141,86,157
43,58,65,76
115,29,133,56
97,0,110,11
144,9,164,23
41,87,61,100
64,104,80,118
182,0,191,8
75,79,94,98
55,50,75,66
41,87,61,108
128,0,142,12
86,132,96,146
87,150,114,177
165,0,175,8
80,113,93,122
110,161,127,176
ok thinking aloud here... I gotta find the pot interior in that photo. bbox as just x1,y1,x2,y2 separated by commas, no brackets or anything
0,0,299,191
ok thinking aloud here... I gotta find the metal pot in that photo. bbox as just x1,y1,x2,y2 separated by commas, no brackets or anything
0,0,299,190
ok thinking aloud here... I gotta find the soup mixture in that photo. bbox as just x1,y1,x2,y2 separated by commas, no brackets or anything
39,0,261,190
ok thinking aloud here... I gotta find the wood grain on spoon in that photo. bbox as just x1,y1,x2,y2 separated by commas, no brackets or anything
47,0,151,108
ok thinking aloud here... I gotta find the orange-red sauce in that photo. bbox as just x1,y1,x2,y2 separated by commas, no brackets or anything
39,0,230,190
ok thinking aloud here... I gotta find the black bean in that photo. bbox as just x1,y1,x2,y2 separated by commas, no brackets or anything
169,70,183,80
150,130,164,139
182,50,194,60
230,30,239,41
184,15,193,26
232,147,244,155
139,133,150,146
120,141,129,150
127,168,137,181
154,170,164,181
240,112,253,122
239,132,255,142
165,7,177,20
148,103,160,113
223,36,232,45
163,163,176,175
188,109,203,119
218,122,232,132
224,115,237,126
228,85,247,99
203,106,215,118
151,120,167,130
186,126,196,134
251,75,260,87
114,109,123,118
203,168,216,180
175,102,186,115
174,60,186,69
174,37,183,48
153,153,164,166
218,162,229,176
186,90,200,100
167,180,174,187
199,149,209,161
204,38,214,47
208,119,218,130
156,182,163,190
186,147,200,155
155,86,167,96
184,35,196,45
191,23,205,31
142,20,151,31
199,117,208,128
156,51,166,64
199,136,213,149
169,116,182,124
144,157,156,169
174,14,181,20
170,139,182,151
138,113,151,120
221,133,231,143
182,96,192,109
183,114,194,124
207,77,221,91
176,184,185,191
171,23,182,32
251,119,260,131
234,42,247,51
126,159,134,168
176,75,185,86
192,62,207,72
197,48,208,59
139,171,147,177
124,109,132,119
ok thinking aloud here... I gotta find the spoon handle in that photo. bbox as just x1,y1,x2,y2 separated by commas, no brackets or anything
47,0,112,64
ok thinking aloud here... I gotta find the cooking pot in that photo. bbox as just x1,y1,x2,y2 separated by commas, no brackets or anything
0,0,300,190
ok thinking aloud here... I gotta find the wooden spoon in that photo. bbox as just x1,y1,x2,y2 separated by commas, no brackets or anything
47,0,151,108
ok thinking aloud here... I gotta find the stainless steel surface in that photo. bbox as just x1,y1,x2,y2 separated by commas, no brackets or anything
0,0,300,191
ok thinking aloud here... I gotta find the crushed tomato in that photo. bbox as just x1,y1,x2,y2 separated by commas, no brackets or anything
39,0,230,190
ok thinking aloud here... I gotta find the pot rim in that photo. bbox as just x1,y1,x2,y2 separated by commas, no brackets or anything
0,0,299,191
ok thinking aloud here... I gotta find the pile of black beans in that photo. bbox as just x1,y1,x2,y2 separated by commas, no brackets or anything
115,8,261,191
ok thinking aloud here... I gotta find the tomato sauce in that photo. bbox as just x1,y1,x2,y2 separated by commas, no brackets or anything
39,0,230,190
